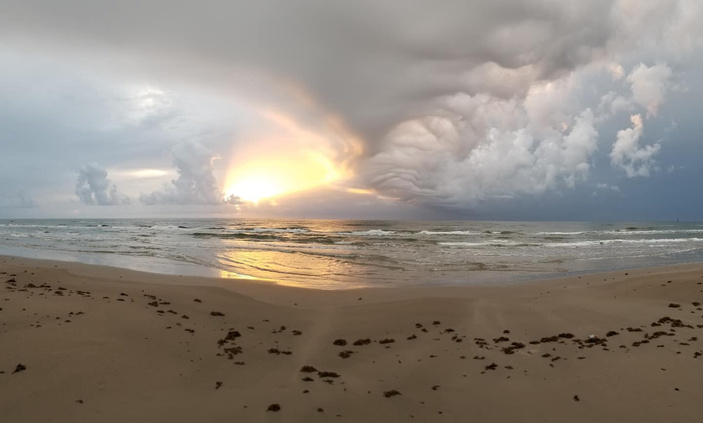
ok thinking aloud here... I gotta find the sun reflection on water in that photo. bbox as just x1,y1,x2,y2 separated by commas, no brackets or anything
216,247,363,289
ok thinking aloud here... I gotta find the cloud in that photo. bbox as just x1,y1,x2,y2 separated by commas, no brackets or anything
598,91,634,117
362,96,599,205
0,191,39,209
626,63,674,117
613,0,703,56
140,140,242,206
16,192,38,208
75,164,130,205
610,114,660,177
598,62,675,119
0,0,701,215
596,183,620,192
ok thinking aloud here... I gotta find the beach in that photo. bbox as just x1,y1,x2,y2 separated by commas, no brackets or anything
1,255,703,422
3,1,701,421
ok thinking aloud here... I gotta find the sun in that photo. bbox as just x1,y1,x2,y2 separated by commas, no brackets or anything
222,108,362,204
225,176,282,204
223,152,339,204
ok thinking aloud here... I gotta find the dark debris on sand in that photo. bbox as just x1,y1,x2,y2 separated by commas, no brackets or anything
318,371,341,378
339,350,355,359
502,342,525,355
383,390,401,398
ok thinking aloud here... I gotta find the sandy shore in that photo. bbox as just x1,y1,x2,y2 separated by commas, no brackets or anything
1,255,703,422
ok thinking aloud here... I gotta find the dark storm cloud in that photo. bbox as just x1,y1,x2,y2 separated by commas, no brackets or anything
0,1,616,139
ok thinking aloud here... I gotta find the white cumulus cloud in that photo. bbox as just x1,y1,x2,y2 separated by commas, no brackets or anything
610,114,660,177
626,63,674,117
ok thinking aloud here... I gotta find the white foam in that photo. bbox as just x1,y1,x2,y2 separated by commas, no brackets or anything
439,240,524,247
347,230,397,236
248,228,309,234
419,230,482,235
602,229,703,235
545,238,703,247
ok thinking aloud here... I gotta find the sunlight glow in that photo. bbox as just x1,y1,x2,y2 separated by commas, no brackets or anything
226,174,282,204
223,108,358,204
130,169,169,178
224,152,339,204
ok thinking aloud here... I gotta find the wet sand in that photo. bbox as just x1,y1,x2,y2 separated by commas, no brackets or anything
1,255,703,422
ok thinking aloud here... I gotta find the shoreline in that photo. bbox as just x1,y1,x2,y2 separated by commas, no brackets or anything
3,248,703,292
2,256,703,422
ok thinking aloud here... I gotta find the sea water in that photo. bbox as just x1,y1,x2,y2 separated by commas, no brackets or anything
1,219,703,289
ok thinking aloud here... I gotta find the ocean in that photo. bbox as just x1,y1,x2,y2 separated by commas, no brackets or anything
1,219,702,289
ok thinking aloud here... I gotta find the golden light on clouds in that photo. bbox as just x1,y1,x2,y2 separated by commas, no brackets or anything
223,109,356,204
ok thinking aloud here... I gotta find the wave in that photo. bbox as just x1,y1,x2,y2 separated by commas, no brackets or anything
194,227,310,234
241,227,310,234
419,230,483,235
191,231,342,245
602,229,703,235
440,237,703,249
537,229,703,236
344,230,397,236
0,223,76,229
439,241,529,247
545,238,703,247
192,232,280,241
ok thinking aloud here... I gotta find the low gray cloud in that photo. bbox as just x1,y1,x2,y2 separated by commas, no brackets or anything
16,192,38,208
75,164,130,205
0,191,39,209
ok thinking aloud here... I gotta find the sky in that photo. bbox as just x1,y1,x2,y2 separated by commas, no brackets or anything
1,0,702,221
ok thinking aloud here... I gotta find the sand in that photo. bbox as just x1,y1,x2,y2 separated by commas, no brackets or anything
1,255,703,423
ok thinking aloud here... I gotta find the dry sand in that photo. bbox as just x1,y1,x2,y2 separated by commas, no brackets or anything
1,255,703,423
